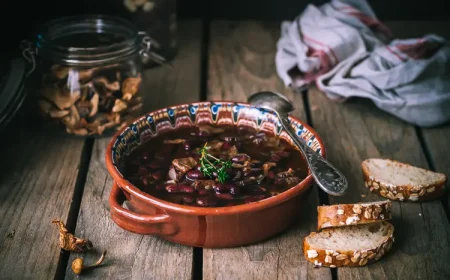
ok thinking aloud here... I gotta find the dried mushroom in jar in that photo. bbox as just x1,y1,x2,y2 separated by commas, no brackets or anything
38,63,143,136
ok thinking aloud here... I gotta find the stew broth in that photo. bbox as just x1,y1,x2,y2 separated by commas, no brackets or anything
124,125,308,207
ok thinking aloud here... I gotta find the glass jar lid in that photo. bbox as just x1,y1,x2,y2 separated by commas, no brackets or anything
34,15,144,66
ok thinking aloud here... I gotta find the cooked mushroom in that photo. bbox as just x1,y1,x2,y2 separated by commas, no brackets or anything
103,120,117,129
66,127,89,136
93,77,120,92
89,93,99,117
61,105,81,128
122,75,142,97
112,99,128,113
40,87,81,110
82,119,102,132
49,109,70,118
38,98,70,118
76,101,91,118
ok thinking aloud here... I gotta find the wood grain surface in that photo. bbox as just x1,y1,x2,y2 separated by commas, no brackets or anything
63,20,203,280
388,20,450,216
308,86,450,279
0,121,85,279
203,21,331,280
307,21,450,279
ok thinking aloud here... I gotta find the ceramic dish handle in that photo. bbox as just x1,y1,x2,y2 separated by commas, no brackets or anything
109,183,174,235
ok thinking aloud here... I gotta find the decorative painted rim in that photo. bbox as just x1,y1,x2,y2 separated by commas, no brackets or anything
105,101,326,215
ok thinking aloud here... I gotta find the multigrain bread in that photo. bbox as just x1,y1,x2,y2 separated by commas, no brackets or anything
316,200,392,230
362,158,447,202
303,221,394,268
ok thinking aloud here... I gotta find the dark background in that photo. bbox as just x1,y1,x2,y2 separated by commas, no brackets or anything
1,0,449,58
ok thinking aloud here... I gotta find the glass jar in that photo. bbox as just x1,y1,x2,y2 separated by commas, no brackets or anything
120,0,178,67
24,15,152,137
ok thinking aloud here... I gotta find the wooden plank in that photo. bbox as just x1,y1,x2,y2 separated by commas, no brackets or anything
309,88,450,279
389,20,450,214
63,20,203,280
204,20,331,280
308,19,450,278
422,126,450,211
0,119,85,279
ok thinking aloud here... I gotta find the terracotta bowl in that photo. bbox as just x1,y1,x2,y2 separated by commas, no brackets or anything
106,101,326,248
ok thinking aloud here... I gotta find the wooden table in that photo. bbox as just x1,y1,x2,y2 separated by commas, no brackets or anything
1,20,450,280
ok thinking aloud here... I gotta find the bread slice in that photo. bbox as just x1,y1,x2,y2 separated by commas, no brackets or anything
362,158,447,202
317,200,392,230
303,221,394,267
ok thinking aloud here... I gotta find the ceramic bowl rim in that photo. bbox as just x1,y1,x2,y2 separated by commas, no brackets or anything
105,100,327,216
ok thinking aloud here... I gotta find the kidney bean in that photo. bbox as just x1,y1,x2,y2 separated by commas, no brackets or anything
221,141,232,150
141,176,151,186
250,160,263,168
244,186,267,195
191,153,201,161
182,196,195,204
186,170,205,180
231,154,251,163
235,177,257,187
244,195,267,204
154,151,166,160
271,153,282,162
148,160,164,170
267,170,276,180
219,154,229,161
197,189,209,196
151,170,164,181
196,196,217,206
128,159,142,168
230,185,240,195
166,184,195,193
155,184,165,191
141,151,150,161
243,168,263,177
183,141,192,150
277,150,291,158
213,183,233,193
162,144,176,154
138,167,149,176
215,193,234,200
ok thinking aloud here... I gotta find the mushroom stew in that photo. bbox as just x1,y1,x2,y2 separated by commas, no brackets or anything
124,125,308,207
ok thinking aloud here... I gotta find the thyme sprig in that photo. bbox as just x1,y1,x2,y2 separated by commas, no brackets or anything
199,142,232,183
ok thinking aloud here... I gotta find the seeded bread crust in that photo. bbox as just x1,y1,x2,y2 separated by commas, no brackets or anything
303,222,394,268
362,159,447,202
317,200,392,230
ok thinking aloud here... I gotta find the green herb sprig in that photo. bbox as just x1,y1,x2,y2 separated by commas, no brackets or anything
199,143,232,183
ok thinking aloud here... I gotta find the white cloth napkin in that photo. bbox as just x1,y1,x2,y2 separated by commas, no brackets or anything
275,0,450,127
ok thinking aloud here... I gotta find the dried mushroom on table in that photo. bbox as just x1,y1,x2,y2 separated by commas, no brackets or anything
38,64,143,136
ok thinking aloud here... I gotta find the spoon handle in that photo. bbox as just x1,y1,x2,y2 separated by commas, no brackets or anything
278,114,348,196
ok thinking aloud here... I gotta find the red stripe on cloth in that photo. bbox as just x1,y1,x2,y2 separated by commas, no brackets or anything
346,11,393,39
302,34,339,64
395,39,442,59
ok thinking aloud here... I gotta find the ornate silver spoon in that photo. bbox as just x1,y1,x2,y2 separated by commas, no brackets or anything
248,91,348,196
